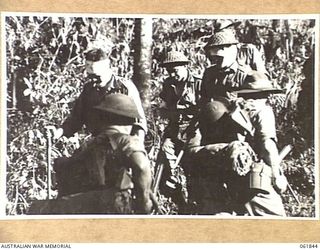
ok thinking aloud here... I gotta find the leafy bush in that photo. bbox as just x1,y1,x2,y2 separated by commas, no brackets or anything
6,16,136,214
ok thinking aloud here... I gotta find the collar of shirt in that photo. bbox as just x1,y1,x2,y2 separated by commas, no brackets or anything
220,62,239,75
169,71,194,97
169,70,194,87
92,74,116,92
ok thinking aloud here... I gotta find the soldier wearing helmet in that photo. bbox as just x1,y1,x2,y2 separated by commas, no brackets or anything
201,29,269,101
47,48,149,213
92,93,153,214
200,28,286,181
194,24,288,216
187,97,287,216
54,93,153,214
189,30,286,213
158,50,202,213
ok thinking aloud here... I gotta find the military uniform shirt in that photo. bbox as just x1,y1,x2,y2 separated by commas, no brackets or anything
62,74,147,137
201,43,268,101
199,43,276,144
160,71,201,140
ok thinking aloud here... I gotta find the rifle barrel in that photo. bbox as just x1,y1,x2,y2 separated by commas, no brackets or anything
279,145,293,161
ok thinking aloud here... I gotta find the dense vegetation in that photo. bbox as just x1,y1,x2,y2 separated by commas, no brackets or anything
5,16,316,216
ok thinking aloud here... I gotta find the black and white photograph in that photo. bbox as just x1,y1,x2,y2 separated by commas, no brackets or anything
2,13,318,218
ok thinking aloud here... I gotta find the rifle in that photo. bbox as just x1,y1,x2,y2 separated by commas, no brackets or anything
152,161,164,194
151,113,200,194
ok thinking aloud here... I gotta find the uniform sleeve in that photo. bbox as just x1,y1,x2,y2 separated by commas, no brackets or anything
252,46,268,75
125,80,148,133
186,128,202,153
199,67,212,104
237,44,268,77
111,133,147,158
159,80,169,102
250,104,277,142
61,91,85,137
159,79,178,107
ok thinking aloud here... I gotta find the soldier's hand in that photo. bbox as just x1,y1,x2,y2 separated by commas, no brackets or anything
204,143,228,153
273,172,288,194
131,128,145,143
45,126,64,140
162,138,175,153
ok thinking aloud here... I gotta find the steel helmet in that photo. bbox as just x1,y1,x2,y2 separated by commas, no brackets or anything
233,70,283,99
204,30,239,50
200,99,230,125
94,93,141,119
214,19,242,32
160,51,190,67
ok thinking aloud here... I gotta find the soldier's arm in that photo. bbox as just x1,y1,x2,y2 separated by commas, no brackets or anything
259,138,287,193
259,138,280,174
130,151,152,214
251,105,287,193
248,44,269,77
125,80,148,136
61,90,86,138
199,67,211,104
158,80,181,139
158,80,172,120
114,133,152,214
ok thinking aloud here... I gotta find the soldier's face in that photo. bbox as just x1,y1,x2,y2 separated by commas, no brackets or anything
207,45,237,69
85,59,113,86
166,65,188,82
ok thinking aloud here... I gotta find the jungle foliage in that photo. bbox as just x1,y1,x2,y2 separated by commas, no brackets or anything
5,16,316,216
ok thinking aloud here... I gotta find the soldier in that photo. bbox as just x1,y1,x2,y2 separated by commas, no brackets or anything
50,48,147,140
187,96,287,216
54,93,153,214
47,48,149,213
158,50,201,212
201,29,269,102
92,93,153,214
190,29,288,214
198,29,287,202
192,30,287,215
